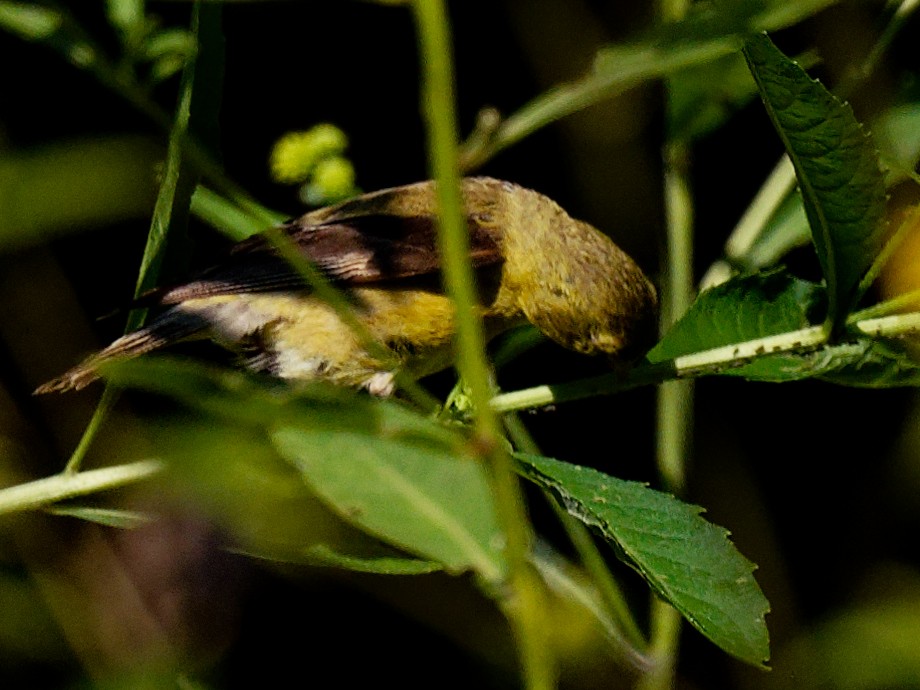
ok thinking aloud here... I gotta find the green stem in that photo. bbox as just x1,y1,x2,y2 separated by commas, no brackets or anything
638,144,694,690
656,142,694,496
63,387,120,474
503,415,649,661
849,291,920,322
412,3,554,688
0,460,164,517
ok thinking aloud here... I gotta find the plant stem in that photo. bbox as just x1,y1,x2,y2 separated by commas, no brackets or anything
63,387,120,474
637,141,694,690
642,0,695,682
412,3,554,688
0,460,164,517
656,141,694,496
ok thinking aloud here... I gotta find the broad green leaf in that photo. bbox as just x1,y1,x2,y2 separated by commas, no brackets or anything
148,408,444,574
102,357,507,583
516,453,770,666
743,33,887,326
271,424,507,584
649,269,825,381
647,270,920,386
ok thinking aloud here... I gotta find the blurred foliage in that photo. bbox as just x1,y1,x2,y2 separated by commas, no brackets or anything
3,1,920,689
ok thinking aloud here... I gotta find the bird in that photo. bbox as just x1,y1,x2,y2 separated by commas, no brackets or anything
34,177,658,397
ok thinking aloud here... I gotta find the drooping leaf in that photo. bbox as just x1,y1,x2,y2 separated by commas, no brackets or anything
516,453,770,667
743,32,887,327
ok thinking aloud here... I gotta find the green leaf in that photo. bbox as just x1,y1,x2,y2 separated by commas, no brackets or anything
0,135,161,251
647,268,920,387
128,2,224,329
45,505,153,528
146,408,442,574
190,185,286,240
271,423,507,584
516,453,770,667
102,357,507,583
817,338,920,387
743,32,887,327
0,2,61,39
649,269,825,381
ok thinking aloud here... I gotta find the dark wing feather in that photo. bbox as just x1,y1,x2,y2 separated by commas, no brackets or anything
139,178,505,306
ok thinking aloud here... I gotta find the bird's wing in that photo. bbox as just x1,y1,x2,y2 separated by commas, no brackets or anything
141,179,506,306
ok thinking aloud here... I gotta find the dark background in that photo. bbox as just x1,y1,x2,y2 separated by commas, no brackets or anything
2,1,920,688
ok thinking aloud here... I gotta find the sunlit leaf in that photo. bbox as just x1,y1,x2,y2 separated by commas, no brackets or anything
272,423,507,584
0,1,61,39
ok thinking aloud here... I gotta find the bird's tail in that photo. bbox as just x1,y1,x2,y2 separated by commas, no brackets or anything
34,308,207,394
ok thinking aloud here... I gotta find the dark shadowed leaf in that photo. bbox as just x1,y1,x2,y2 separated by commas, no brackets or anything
743,33,887,326
516,453,770,666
